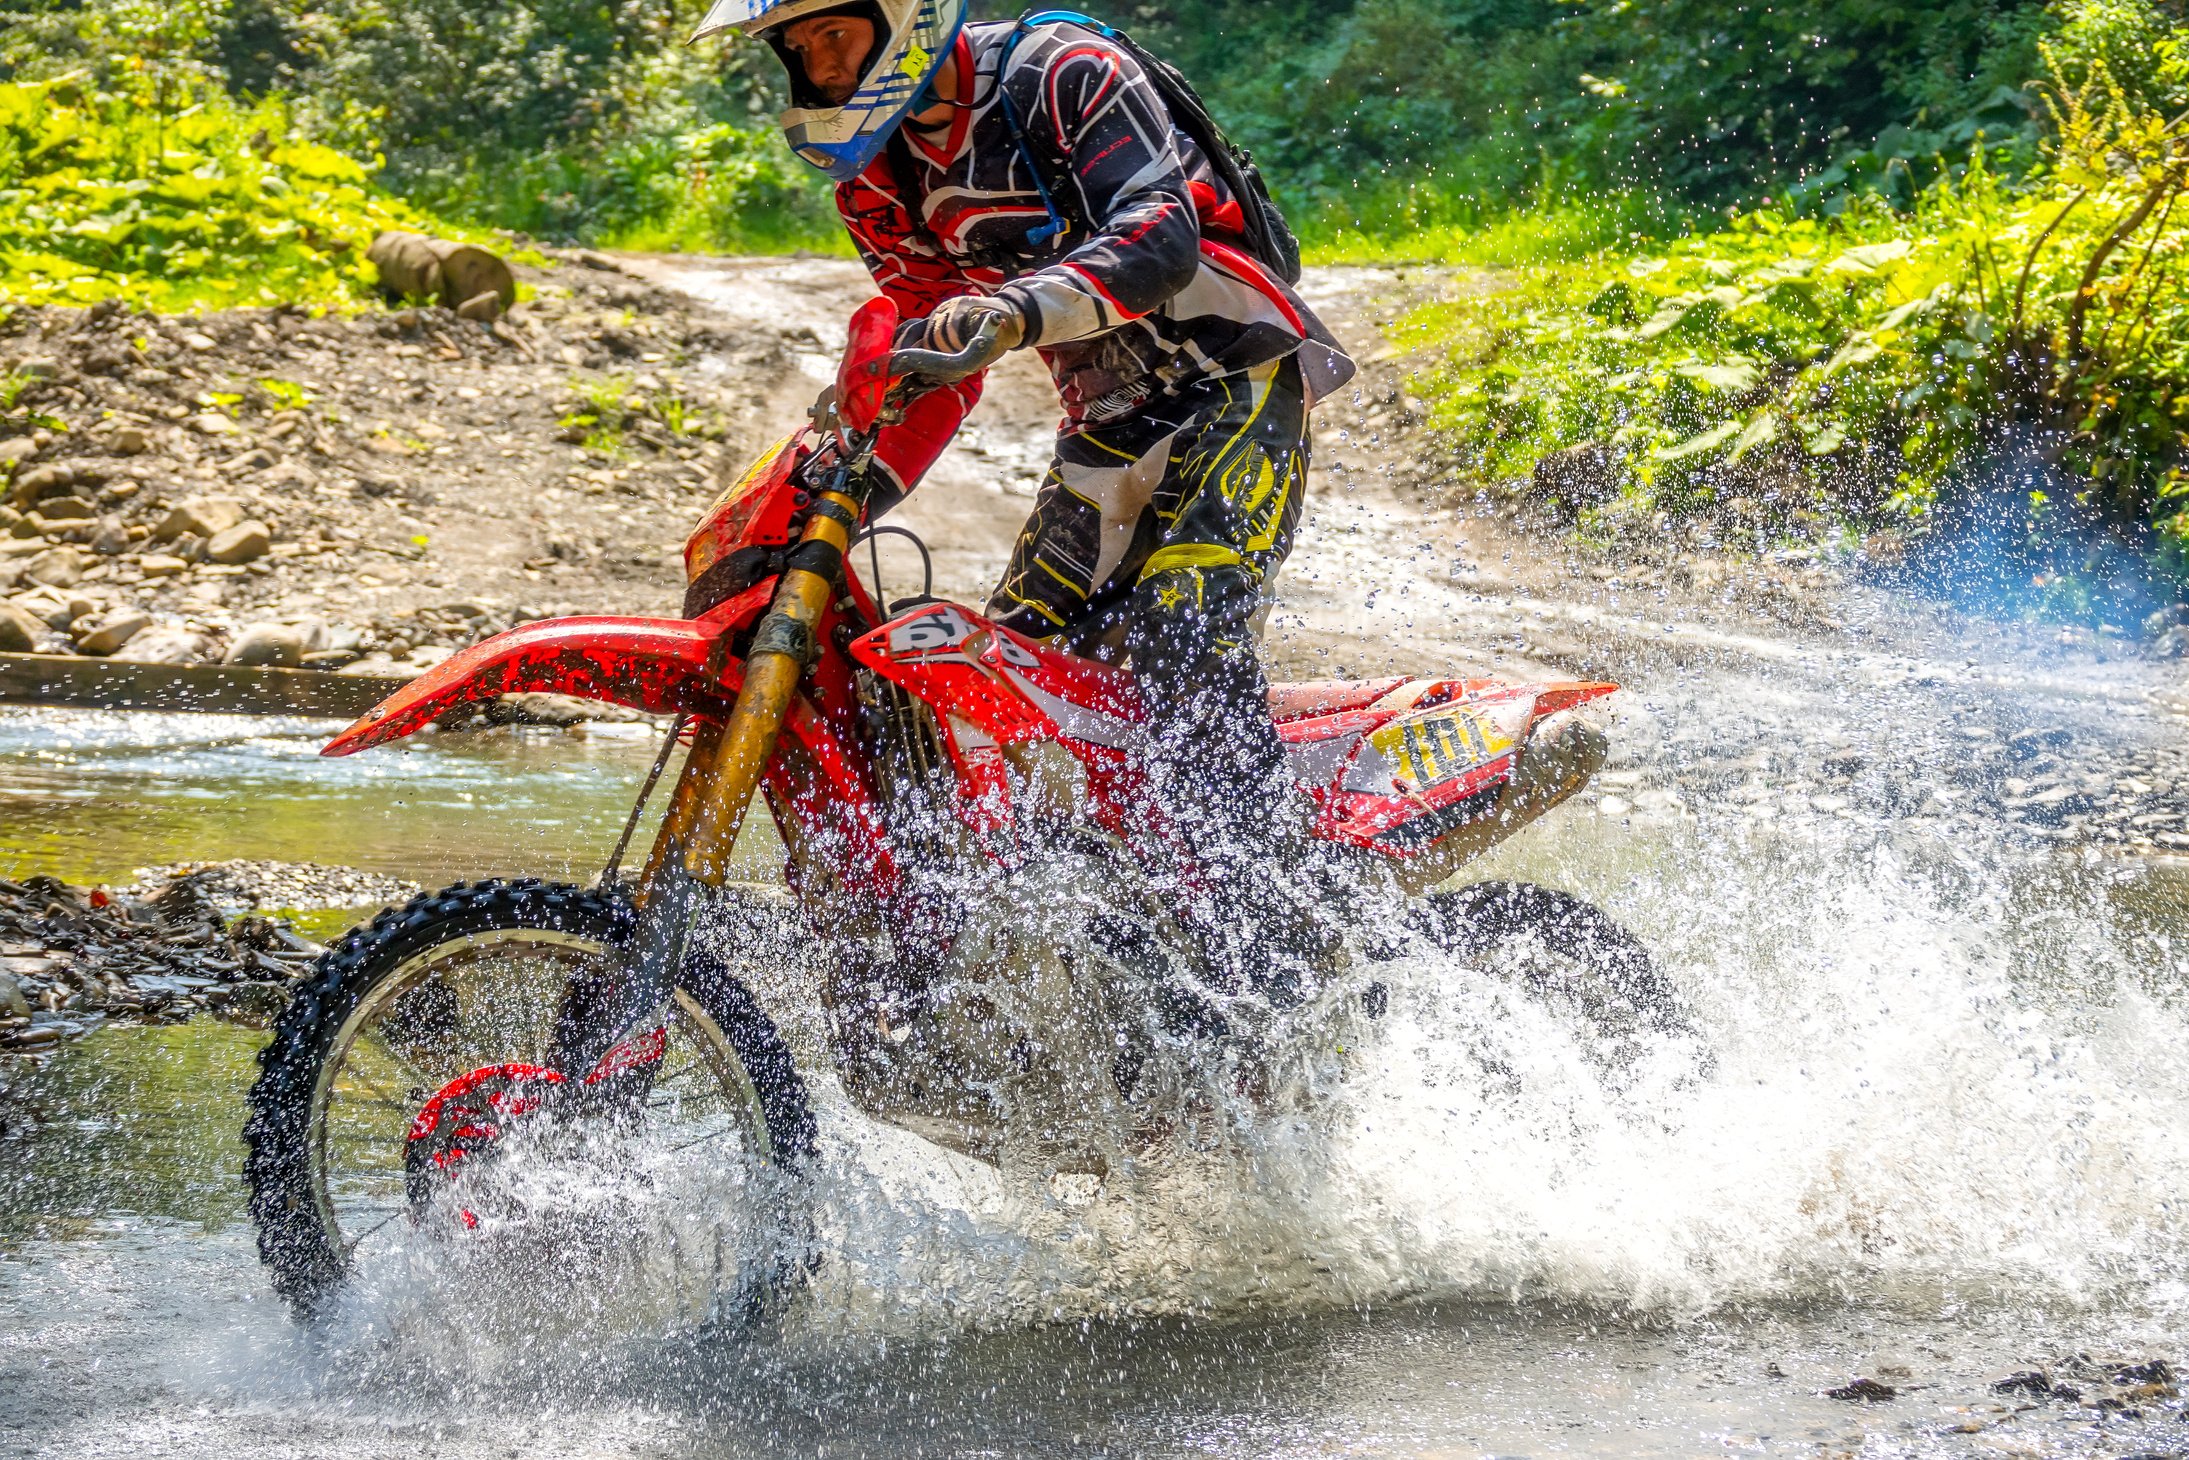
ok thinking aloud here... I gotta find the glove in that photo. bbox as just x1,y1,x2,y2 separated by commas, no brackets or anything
917,294,1026,357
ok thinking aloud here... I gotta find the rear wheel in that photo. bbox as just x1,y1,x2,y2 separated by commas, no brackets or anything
243,878,815,1320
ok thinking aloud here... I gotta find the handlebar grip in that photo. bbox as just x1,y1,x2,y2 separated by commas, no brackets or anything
886,316,1006,385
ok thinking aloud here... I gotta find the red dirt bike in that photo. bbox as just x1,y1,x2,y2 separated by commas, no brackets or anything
243,299,1677,1319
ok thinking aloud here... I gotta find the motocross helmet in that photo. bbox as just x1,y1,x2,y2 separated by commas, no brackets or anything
687,0,966,183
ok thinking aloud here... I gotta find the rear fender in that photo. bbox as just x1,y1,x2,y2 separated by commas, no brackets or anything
322,582,775,756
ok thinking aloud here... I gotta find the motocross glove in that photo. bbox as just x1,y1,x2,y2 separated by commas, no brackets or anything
916,294,1025,362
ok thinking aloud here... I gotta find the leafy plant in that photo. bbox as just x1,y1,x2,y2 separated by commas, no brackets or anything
0,75,435,309
556,373,723,457
1403,0,2189,611
257,376,314,409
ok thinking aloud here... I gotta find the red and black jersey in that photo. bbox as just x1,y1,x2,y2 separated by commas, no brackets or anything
841,16,1354,495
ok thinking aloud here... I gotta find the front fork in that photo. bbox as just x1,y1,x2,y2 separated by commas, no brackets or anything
566,482,866,1077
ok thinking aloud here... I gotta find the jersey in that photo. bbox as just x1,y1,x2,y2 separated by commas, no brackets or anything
838,16,1355,497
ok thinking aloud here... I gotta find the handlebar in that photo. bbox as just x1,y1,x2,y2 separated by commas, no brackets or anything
884,316,1007,386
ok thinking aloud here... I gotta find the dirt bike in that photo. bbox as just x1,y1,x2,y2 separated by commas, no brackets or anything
243,298,1681,1319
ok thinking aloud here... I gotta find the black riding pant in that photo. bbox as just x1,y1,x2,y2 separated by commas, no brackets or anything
987,356,1313,937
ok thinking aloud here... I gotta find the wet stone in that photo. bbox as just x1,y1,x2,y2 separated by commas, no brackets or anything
73,609,151,656
222,622,306,667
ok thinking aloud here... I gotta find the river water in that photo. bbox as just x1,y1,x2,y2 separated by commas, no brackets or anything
2,669,2186,1457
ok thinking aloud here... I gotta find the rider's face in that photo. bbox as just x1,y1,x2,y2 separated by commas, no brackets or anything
780,13,875,107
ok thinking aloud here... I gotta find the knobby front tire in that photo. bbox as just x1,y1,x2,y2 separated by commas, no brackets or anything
242,878,815,1320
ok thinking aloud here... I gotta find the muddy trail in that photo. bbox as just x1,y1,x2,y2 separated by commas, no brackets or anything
3,256,2189,1459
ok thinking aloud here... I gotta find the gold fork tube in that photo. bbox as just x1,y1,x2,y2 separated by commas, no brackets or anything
676,491,858,887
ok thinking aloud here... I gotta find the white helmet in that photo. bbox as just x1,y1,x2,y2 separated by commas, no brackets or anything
688,0,966,183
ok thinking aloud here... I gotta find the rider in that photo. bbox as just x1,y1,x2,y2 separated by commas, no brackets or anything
691,0,1356,997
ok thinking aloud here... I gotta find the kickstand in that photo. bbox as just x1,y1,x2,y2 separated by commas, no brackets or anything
600,713,687,890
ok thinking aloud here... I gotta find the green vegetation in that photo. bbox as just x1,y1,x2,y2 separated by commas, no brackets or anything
0,77,425,309
555,373,728,458
1398,0,2189,610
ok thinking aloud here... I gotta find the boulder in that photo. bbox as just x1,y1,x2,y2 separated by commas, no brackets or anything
223,622,306,668
30,495,92,521
22,546,82,589
0,438,35,472
110,426,153,456
0,599,42,652
205,520,272,565
74,609,151,656
138,554,189,578
152,496,244,543
90,517,130,555
114,624,207,665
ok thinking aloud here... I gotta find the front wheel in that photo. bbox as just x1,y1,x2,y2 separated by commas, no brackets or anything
243,878,816,1320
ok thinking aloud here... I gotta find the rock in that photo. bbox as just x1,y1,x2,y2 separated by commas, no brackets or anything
115,624,206,665
205,520,271,565
1991,1371,2055,1397
0,972,29,1019
2144,604,2189,637
0,438,35,471
29,495,91,521
1529,441,1621,515
90,518,130,555
2154,626,2189,660
2008,727,2074,761
485,692,593,726
9,463,75,509
22,546,81,588
181,331,217,352
300,648,362,669
73,609,151,655
2012,784,2097,825
0,599,42,651
1824,1378,1897,1402
110,426,153,456
138,554,189,578
219,447,276,475
11,591,72,629
222,622,306,668
168,532,206,563
187,412,238,436
152,496,243,542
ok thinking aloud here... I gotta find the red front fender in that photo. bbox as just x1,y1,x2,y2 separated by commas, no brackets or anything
322,582,773,756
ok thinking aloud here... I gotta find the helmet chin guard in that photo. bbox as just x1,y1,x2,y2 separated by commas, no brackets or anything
688,0,966,183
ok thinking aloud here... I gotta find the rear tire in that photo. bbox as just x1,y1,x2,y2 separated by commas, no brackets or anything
243,878,815,1320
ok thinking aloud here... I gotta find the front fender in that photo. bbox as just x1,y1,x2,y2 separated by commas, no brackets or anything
322,582,774,756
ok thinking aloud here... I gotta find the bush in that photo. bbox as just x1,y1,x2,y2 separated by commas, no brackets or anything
0,76,426,309
1403,1,2189,609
